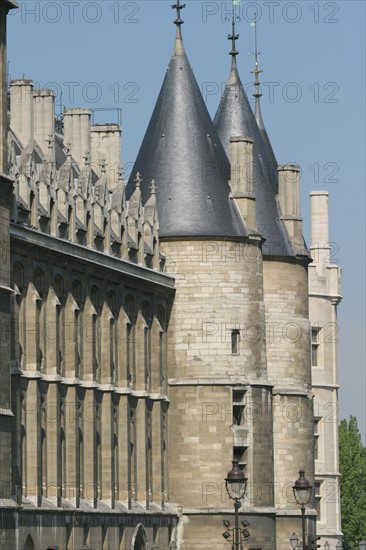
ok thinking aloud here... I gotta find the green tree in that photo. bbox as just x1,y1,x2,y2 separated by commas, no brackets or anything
339,416,366,549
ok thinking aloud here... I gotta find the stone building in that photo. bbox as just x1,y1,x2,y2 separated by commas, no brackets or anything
0,1,342,549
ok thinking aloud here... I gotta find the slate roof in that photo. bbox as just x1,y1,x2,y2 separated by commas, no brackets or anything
126,27,247,239
214,58,295,257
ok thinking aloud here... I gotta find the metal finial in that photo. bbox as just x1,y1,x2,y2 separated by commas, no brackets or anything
172,0,186,26
134,171,142,189
249,13,263,99
228,4,239,58
150,180,156,195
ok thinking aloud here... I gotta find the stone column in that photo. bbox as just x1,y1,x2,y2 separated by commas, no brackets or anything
91,124,122,190
278,163,303,246
310,190,331,268
63,108,91,168
33,89,55,157
10,80,34,148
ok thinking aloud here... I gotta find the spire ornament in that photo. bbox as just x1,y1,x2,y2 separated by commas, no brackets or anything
250,13,263,101
150,180,156,195
228,8,239,58
172,0,186,26
134,171,142,190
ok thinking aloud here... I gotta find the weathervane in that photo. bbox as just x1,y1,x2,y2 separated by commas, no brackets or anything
228,2,240,57
250,13,263,98
172,0,186,26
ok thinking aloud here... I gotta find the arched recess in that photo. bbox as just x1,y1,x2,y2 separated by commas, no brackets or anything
131,524,148,550
23,535,35,550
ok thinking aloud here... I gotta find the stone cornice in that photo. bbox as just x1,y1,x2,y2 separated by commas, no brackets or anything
11,224,175,291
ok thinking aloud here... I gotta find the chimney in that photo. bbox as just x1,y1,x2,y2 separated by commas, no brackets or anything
278,164,303,245
63,108,91,168
33,89,55,158
91,124,122,190
229,136,256,230
10,79,34,148
310,190,330,265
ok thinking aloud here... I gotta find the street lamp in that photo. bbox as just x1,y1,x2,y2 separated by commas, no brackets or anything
293,470,312,550
223,459,248,549
324,542,330,550
290,533,299,548
335,542,342,550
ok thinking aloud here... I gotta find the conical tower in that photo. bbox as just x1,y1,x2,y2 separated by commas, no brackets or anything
128,4,275,548
214,16,316,550
213,17,297,258
126,7,246,239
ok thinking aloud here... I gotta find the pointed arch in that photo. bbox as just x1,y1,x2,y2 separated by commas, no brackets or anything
23,535,35,550
131,524,148,550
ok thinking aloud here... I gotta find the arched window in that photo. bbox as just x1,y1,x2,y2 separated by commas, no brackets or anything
91,285,100,381
13,262,25,291
72,280,82,305
33,268,45,370
54,275,64,299
142,301,151,391
33,268,45,296
125,295,135,388
107,291,117,383
24,535,35,550
157,306,166,393
54,275,65,375
132,524,148,550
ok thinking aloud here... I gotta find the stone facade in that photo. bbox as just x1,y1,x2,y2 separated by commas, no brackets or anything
0,3,343,550
309,192,342,547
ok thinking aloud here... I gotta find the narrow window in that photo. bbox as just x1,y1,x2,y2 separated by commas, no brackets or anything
314,417,321,460
314,481,322,521
311,327,320,366
231,329,240,355
233,391,246,426
233,446,247,472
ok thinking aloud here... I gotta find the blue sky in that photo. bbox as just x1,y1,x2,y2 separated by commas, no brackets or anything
8,1,366,441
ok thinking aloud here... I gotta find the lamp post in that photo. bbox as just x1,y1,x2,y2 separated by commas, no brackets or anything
223,459,248,549
335,542,342,550
293,470,312,550
324,542,330,550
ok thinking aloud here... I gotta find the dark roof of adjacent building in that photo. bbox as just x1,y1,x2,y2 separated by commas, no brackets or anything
126,26,247,239
214,56,295,256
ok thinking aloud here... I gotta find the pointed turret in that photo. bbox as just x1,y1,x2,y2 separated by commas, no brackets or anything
126,2,246,239
214,18,294,256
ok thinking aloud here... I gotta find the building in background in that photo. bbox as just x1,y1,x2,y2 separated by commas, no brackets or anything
0,2,342,548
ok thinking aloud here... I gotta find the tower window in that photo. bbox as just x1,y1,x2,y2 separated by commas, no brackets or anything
233,390,246,426
314,481,322,522
311,327,321,366
231,330,240,355
314,417,321,460
233,446,247,472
